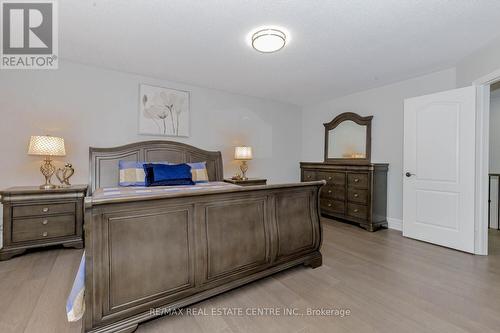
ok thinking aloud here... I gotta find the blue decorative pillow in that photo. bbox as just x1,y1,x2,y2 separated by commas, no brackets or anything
143,163,195,186
168,162,209,183
119,161,170,186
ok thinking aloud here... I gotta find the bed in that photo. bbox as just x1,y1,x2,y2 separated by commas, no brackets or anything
81,140,324,333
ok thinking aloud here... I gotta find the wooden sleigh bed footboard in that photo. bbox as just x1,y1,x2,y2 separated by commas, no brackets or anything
83,141,324,333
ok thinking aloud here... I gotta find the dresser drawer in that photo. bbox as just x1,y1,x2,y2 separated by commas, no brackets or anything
322,185,345,201
12,215,76,243
347,173,369,189
317,172,345,185
347,188,369,204
347,203,368,220
301,162,388,232
302,170,316,181
320,199,345,214
12,202,75,218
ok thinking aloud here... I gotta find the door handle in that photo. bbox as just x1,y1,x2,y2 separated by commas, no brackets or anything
405,172,415,178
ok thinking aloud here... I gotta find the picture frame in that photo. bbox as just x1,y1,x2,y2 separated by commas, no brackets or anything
138,84,190,137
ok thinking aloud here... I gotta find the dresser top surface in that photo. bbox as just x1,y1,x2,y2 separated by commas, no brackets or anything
300,162,389,167
1,184,88,196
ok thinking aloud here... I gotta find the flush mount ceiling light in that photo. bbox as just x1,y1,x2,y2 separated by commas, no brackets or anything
251,28,287,53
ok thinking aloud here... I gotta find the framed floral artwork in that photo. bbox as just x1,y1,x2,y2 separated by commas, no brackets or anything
139,84,190,137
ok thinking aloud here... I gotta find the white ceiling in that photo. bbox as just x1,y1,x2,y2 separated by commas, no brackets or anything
61,0,500,106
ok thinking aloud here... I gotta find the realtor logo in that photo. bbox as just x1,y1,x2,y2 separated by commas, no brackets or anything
1,0,58,69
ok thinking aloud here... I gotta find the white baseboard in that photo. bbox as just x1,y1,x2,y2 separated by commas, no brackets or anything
387,218,402,231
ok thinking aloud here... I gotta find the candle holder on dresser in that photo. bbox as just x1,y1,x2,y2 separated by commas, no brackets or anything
56,163,75,187
300,112,389,231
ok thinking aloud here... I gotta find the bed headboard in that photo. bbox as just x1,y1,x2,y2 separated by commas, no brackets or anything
89,140,223,194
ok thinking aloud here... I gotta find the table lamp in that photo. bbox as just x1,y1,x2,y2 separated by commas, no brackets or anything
28,135,66,189
234,146,253,180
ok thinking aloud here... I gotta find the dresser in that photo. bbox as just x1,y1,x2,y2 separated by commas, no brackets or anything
0,185,87,260
301,163,388,231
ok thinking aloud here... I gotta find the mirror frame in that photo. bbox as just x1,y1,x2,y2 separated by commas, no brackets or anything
324,112,373,164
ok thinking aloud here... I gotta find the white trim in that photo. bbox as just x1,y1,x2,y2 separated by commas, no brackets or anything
473,67,500,256
474,85,490,255
473,68,500,86
387,218,402,231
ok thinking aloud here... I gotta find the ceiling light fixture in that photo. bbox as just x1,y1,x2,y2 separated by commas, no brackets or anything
251,28,287,53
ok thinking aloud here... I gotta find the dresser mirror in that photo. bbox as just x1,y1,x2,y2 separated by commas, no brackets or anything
324,112,372,164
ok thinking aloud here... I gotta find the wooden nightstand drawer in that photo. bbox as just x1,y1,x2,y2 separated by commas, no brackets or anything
302,170,316,181
0,184,87,260
347,173,369,189
347,203,368,220
320,198,345,214
322,185,345,201
347,188,369,204
317,172,345,185
12,202,75,218
12,214,76,243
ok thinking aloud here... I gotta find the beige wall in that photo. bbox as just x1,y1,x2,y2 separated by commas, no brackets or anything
0,61,303,236
0,61,303,189
301,69,457,224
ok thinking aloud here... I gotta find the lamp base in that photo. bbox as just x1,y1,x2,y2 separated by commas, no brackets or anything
240,160,249,180
39,157,56,190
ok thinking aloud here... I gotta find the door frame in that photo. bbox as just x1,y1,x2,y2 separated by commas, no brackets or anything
473,68,500,255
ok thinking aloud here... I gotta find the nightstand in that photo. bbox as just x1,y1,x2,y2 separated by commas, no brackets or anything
224,178,267,186
0,185,87,260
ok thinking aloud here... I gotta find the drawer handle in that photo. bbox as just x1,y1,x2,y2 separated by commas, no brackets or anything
328,190,332,194
328,176,332,180
42,231,48,237
354,209,359,213
354,178,359,183
307,175,311,179
353,193,359,198
42,219,48,225
328,203,332,207
42,207,49,213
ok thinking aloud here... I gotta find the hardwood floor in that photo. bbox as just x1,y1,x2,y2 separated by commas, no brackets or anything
2,219,500,333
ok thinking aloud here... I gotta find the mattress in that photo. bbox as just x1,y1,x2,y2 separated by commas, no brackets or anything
92,181,239,201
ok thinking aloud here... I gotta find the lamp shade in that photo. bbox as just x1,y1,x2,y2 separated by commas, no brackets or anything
28,135,66,156
234,146,252,160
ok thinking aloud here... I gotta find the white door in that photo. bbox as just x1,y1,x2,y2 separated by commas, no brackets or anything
403,86,476,253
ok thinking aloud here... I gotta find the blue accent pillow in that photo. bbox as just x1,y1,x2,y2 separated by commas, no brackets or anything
143,163,195,187
168,162,209,183
119,161,170,186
